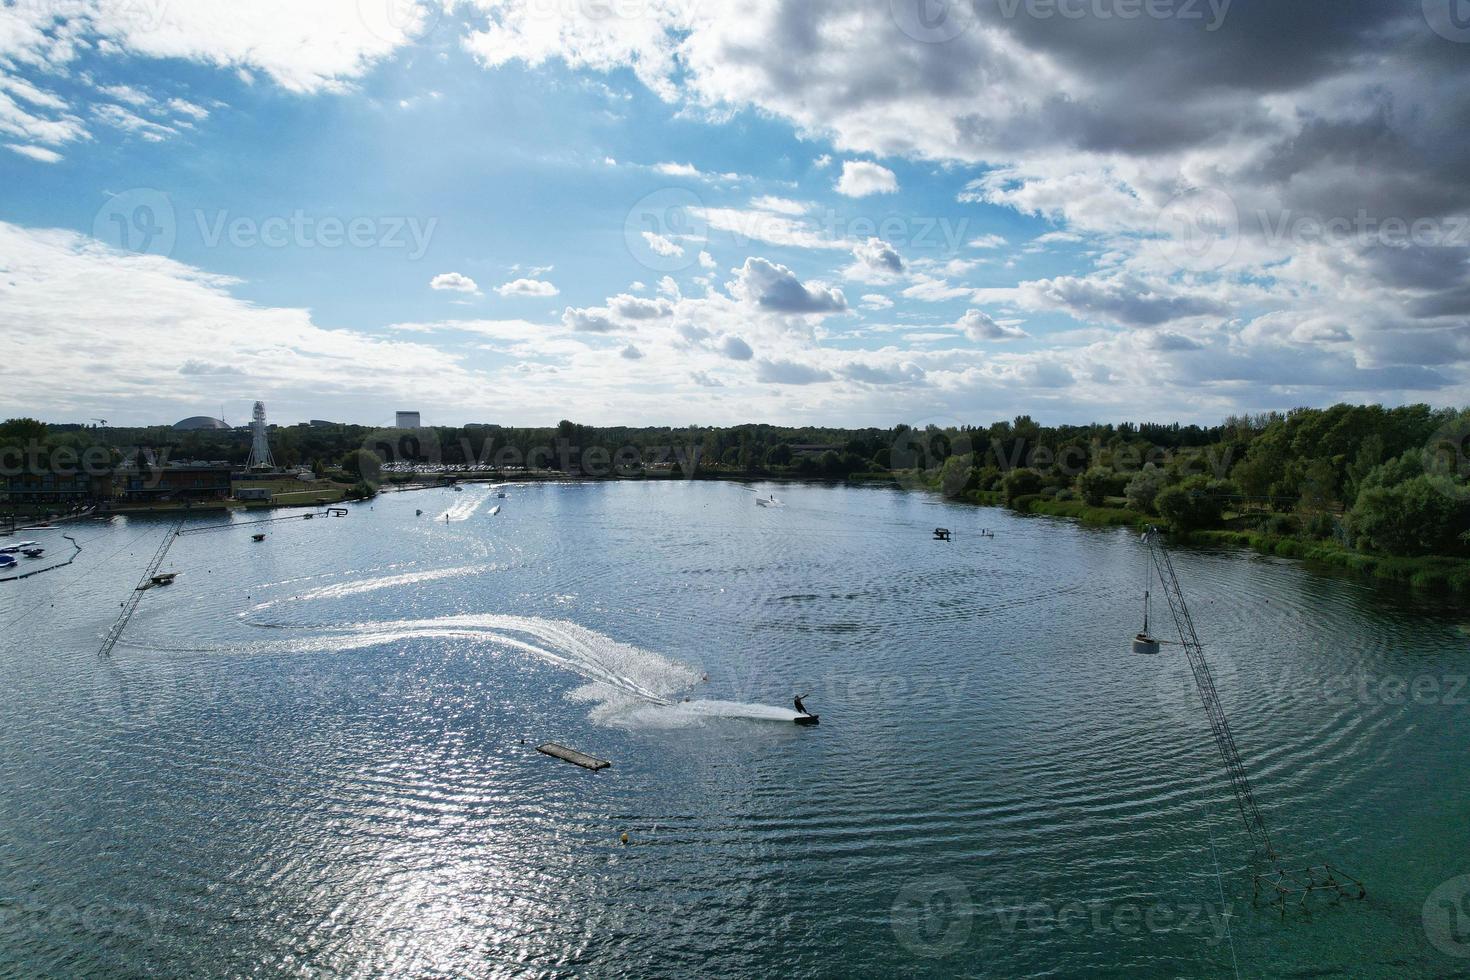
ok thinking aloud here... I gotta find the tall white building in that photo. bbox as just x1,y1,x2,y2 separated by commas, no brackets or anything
395,411,422,429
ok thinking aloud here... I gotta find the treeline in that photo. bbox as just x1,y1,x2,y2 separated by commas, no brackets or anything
17,403,1470,560
932,404,1470,560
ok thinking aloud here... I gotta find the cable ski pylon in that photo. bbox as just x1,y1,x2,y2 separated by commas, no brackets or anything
1140,526,1365,912
98,519,183,658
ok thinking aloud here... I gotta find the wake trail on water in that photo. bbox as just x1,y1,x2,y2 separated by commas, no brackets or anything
235,611,797,728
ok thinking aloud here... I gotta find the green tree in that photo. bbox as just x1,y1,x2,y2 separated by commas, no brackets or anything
1155,477,1235,531
1125,466,1169,513
1078,466,1121,506
940,453,977,497
1002,467,1043,504
1348,476,1470,557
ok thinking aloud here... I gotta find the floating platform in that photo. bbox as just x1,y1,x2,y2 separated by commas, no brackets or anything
537,742,611,771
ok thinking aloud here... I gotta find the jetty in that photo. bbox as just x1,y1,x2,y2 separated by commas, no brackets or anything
537,742,611,771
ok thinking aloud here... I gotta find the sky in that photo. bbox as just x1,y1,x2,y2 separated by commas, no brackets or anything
1,0,1468,429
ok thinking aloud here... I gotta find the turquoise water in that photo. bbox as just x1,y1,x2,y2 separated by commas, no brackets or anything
1,481,1467,977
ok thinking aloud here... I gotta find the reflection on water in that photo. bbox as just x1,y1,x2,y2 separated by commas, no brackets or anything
0,481,1466,977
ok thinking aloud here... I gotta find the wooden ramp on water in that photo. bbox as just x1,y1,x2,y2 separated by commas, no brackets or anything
537,742,611,771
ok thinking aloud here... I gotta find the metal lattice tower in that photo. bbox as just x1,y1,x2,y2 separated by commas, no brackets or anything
1142,527,1276,861
246,401,274,470
1140,527,1366,910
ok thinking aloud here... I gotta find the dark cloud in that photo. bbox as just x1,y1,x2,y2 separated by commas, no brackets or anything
756,358,832,384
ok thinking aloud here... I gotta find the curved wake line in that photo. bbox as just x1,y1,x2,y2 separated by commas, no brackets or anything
208,609,800,729
254,613,700,715
241,564,496,614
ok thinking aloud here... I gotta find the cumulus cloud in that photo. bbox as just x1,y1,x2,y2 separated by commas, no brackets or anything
609,293,673,319
728,257,847,314
561,306,618,333
835,160,898,197
497,278,559,298
431,273,481,295
846,237,905,282
756,358,831,385
956,310,1028,342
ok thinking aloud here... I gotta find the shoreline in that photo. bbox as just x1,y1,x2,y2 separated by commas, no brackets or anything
948,486,1470,597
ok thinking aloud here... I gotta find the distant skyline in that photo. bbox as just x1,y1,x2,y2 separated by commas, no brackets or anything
3,2,1468,428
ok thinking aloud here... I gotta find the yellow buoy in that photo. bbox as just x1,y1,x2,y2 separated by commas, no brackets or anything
620,832,630,845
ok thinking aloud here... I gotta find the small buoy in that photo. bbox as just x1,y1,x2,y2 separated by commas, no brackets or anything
620,832,630,845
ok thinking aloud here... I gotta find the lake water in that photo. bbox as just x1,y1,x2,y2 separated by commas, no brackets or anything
1,481,1467,977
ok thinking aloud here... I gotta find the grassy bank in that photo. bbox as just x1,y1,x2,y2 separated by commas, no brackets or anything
1183,529,1470,593
950,489,1149,528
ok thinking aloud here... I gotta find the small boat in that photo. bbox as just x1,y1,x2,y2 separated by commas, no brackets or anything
496,492,507,498
794,714,819,726
22,548,44,558
415,509,423,516
453,486,463,492
0,541,39,554
251,533,266,542
150,572,178,586
488,505,501,516
933,527,952,542
0,554,16,569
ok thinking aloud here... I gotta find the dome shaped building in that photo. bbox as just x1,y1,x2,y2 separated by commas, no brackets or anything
173,416,231,431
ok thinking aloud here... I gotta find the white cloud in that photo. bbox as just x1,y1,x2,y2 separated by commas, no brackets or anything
727,257,846,314
698,250,716,270
6,143,62,163
968,234,1007,249
641,230,684,257
956,310,1028,342
0,221,473,421
562,306,618,333
610,294,673,319
497,278,559,298
749,195,807,216
431,273,481,295
860,293,894,311
846,237,905,283
835,161,898,198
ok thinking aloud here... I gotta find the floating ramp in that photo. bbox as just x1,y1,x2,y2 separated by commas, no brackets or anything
537,742,611,771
